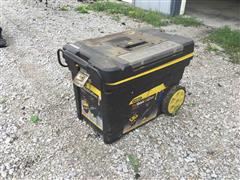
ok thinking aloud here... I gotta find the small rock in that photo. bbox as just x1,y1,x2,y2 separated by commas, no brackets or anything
184,155,196,163
33,138,38,143
112,154,119,160
206,169,211,174
8,168,14,175
1,170,7,178
135,173,140,179
0,165,6,171
122,164,128,173
0,104,7,113
188,132,194,137
209,43,224,52
5,137,13,144
211,173,217,178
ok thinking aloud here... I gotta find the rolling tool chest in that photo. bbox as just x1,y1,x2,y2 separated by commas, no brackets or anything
57,28,194,143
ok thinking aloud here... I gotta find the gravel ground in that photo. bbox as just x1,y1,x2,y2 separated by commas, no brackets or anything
0,0,240,179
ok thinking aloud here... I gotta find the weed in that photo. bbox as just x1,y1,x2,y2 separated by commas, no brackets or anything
127,154,140,176
75,5,89,14
187,101,197,107
206,43,220,52
171,16,202,27
0,96,6,104
59,5,69,11
206,26,240,64
30,114,40,124
111,15,120,22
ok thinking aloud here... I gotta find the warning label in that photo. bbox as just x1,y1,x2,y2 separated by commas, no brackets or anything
81,88,103,130
123,95,158,134
123,84,166,134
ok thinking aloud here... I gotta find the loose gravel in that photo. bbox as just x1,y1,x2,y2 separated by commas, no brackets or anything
0,0,240,179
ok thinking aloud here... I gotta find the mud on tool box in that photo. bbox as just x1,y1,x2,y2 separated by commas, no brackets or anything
57,28,194,143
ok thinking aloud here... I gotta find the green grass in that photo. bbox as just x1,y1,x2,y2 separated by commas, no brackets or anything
207,26,240,64
75,5,89,14
171,16,202,27
59,5,69,11
30,114,41,124
187,101,197,107
76,1,202,27
206,43,221,52
127,154,140,175
111,15,121,22
0,96,6,104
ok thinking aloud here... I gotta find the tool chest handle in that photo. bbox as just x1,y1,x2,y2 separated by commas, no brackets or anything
124,40,147,49
64,50,89,68
57,48,89,69
58,49,103,82
57,49,68,67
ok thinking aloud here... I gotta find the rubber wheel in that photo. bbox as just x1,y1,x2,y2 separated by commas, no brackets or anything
161,85,186,116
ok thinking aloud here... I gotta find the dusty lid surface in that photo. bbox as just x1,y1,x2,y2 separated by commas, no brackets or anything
64,28,193,71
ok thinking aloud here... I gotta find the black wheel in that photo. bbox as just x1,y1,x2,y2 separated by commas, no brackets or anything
161,85,186,116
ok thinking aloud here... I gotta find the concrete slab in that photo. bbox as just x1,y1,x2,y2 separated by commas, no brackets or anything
185,0,240,29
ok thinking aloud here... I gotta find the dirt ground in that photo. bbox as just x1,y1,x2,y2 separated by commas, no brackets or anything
0,0,240,179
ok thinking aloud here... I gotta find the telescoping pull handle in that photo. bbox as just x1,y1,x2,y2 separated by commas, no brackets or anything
57,49,68,67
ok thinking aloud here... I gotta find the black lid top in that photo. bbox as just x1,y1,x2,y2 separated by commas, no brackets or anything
63,28,193,71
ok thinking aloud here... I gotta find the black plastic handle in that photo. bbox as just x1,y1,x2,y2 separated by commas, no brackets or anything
57,49,68,67
63,50,89,69
59,49,103,82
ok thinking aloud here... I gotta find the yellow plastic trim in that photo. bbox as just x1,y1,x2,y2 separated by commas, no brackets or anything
107,53,193,86
123,117,153,134
84,83,101,98
168,89,185,114
129,83,166,105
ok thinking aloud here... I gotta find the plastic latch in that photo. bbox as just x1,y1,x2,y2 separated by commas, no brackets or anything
73,71,89,88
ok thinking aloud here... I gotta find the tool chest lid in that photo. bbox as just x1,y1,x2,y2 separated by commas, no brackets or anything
63,28,194,71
